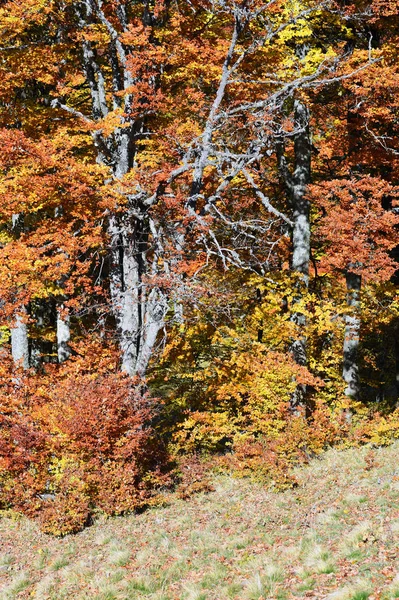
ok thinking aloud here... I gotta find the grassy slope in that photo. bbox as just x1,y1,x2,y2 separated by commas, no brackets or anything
2,443,399,600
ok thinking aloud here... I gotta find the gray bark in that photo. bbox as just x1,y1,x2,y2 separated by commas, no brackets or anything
11,310,29,369
108,212,142,376
72,1,167,377
290,101,311,374
11,214,29,369
342,271,361,398
135,287,168,376
277,100,311,408
286,100,311,282
188,14,240,211
107,127,167,376
276,101,311,277
57,306,71,363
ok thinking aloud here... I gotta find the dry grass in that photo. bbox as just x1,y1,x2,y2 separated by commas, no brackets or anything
2,442,399,599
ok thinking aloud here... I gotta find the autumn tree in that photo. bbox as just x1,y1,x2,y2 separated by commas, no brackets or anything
306,0,399,399
0,0,375,379
2,0,399,531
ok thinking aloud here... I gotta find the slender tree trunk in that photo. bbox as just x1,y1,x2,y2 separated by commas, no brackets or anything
107,133,166,377
135,287,167,376
108,214,139,376
290,101,311,376
342,271,361,398
110,221,166,377
292,101,312,255
11,310,29,369
277,100,311,408
11,214,29,369
57,305,71,363
79,16,166,378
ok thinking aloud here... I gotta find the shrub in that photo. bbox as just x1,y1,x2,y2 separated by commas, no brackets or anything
0,346,172,535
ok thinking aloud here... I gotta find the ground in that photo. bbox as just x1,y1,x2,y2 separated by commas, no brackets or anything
2,443,399,599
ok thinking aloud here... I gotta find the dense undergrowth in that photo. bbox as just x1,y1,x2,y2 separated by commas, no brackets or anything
0,345,172,536
2,329,399,536
1,0,399,540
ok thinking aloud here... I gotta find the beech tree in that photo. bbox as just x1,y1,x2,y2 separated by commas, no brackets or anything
0,0,356,375
2,0,399,534
0,0,396,395
313,178,399,397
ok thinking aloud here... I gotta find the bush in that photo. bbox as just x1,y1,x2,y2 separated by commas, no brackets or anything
156,326,348,489
0,347,172,535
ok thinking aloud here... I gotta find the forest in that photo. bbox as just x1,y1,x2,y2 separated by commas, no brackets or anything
1,0,399,536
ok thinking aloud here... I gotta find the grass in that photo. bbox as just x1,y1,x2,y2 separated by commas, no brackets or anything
2,442,399,599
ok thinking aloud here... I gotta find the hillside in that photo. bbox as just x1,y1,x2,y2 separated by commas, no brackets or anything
1,443,399,600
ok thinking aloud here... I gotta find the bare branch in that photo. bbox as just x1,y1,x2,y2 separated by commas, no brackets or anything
50,99,92,123
242,169,293,226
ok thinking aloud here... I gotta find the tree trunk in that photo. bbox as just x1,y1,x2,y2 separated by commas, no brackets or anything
342,271,361,398
135,287,167,376
109,220,166,377
57,305,71,363
107,134,166,377
30,303,44,369
108,212,162,377
277,100,311,409
290,100,311,376
108,214,139,376
71,1,167,378
11,214,29,369
291,100,311,280
11,310,29,369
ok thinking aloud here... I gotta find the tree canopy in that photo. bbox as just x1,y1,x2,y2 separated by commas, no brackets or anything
1,0,399,533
